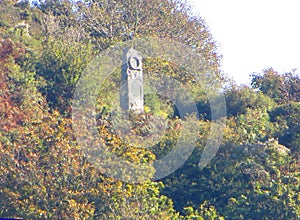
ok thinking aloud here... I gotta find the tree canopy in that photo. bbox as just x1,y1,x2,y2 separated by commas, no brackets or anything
0,0,299,219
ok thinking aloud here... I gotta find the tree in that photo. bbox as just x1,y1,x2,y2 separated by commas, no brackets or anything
2,0,299,219
251,68,300,104
33,0,221,116
225,85,275,117
0,35,181,219
0,1,224,218
270,102,300,153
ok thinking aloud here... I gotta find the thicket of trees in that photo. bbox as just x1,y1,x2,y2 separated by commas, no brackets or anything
0,0,299,219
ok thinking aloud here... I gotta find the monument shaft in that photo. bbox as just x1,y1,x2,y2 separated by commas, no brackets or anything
121,48,144,113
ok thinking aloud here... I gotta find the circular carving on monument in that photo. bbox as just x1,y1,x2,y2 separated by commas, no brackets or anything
128,56,140,70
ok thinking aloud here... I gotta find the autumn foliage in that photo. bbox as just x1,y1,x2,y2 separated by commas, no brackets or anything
0,0,299,219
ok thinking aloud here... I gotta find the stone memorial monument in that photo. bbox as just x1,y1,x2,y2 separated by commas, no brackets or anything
121,48,144,113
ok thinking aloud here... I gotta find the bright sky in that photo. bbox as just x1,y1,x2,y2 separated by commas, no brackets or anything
187,0,300,85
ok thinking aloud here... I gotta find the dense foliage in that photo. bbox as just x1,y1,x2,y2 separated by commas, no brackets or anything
0,0,299,219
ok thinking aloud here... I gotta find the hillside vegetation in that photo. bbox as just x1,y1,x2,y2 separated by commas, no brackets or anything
0,0,299,219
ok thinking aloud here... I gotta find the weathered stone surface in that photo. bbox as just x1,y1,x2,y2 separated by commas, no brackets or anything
121,48,144,113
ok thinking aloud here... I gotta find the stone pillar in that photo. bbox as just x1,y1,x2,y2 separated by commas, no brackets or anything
121,48,144,113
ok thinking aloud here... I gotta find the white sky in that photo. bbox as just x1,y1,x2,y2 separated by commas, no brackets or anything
187,0,300,85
